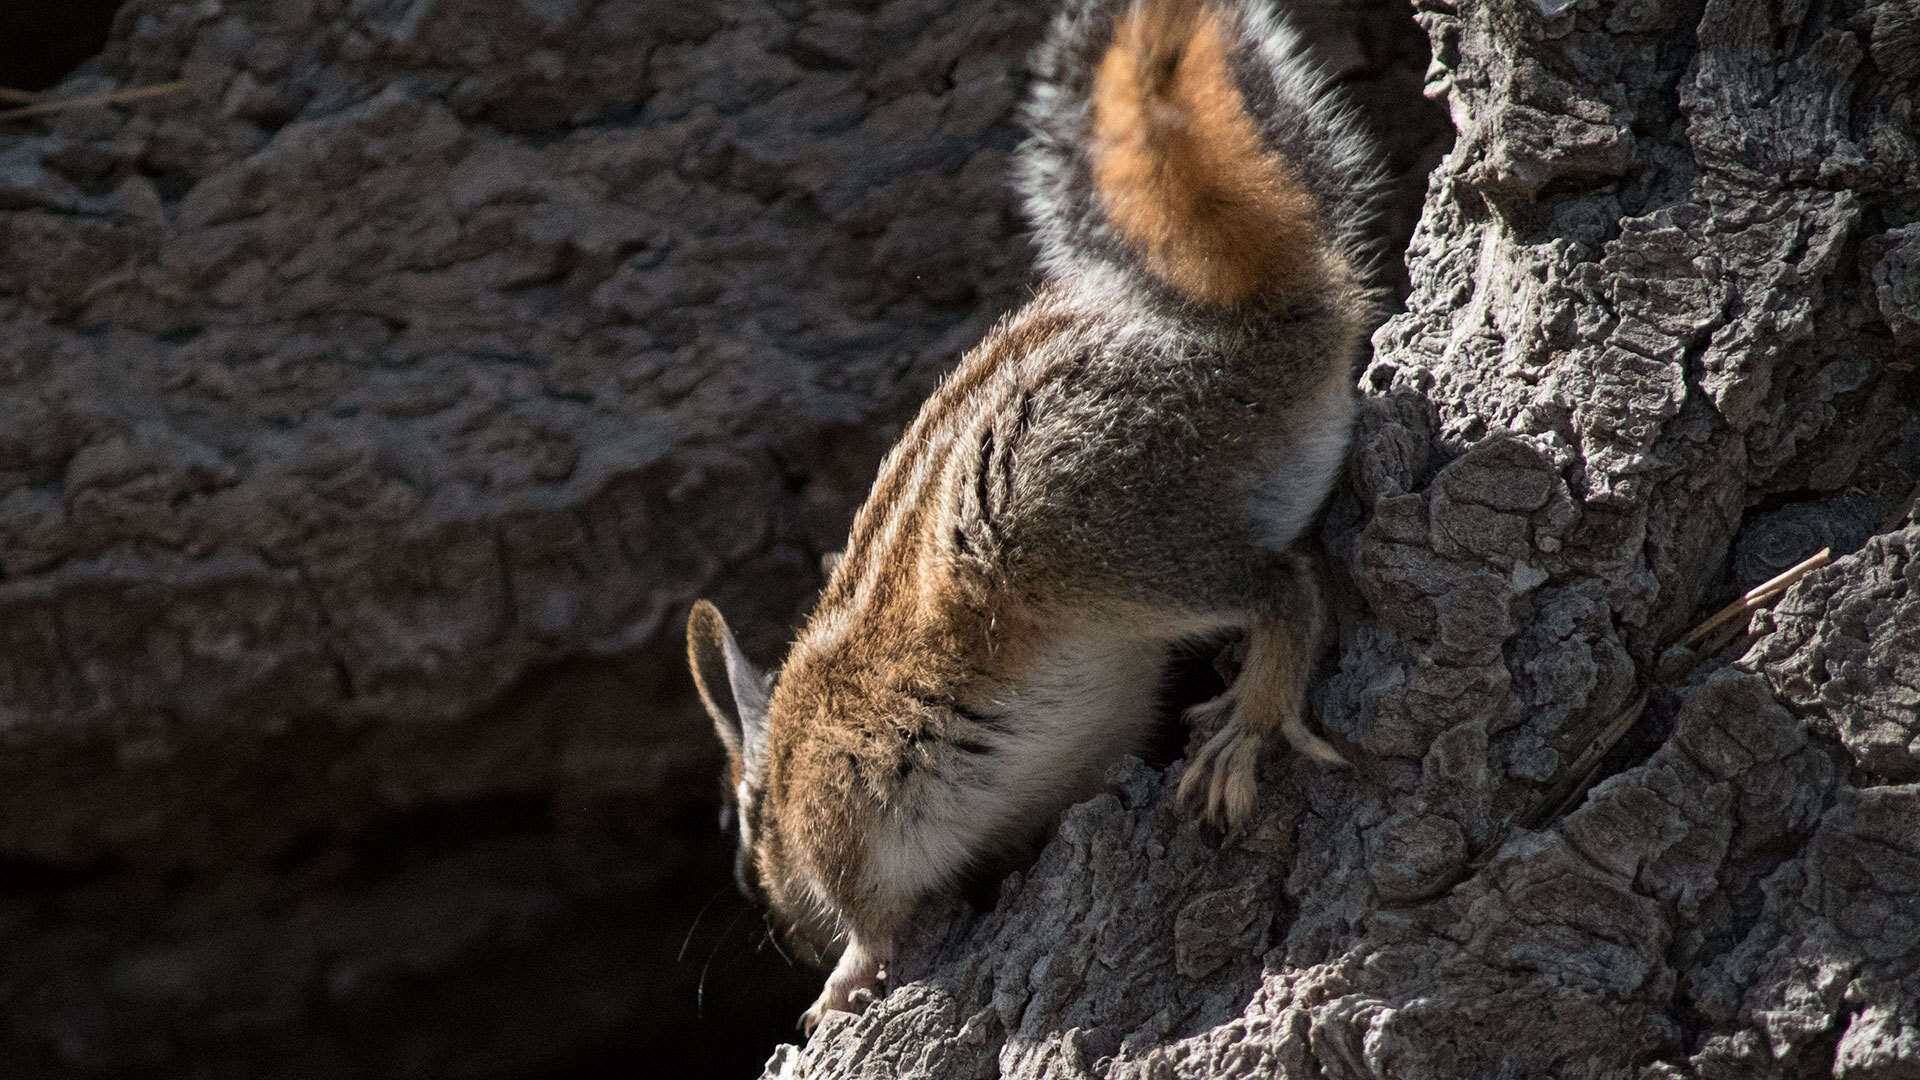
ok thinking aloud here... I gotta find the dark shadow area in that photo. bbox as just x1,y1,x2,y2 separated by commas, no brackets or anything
0,794,820,1080
0,1,126,91
0,636,822,1080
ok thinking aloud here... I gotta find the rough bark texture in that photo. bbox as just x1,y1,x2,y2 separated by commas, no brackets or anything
766,0,1920,1078
0,0,1443,1076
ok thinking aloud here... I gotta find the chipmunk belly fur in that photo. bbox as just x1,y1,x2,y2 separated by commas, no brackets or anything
865,629,1173,905
688,0,1389,1030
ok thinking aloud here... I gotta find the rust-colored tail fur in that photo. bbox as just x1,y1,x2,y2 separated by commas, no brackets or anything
1089,0,1319,305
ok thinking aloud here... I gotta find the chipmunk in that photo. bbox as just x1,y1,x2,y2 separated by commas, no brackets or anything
687,0,1386,1030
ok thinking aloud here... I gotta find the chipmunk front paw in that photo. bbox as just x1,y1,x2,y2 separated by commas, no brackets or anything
800,974,875,1035
799,936,890,1035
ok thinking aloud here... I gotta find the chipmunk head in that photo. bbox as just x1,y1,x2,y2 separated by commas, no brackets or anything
685,600,845,965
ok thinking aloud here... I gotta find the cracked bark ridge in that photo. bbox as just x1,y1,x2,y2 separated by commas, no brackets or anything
0,0,1441,1074
1748,525,1920,783
769,0,1920,1076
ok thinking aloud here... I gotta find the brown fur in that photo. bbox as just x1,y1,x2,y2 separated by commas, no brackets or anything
746,302,1081,953
1091,0,1320,304
821,309,1074,617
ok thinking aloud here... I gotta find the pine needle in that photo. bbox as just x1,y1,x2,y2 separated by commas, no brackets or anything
1681,547,1831,647
0,81,188,122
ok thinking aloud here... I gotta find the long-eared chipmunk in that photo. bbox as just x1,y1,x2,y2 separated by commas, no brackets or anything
687,0,1387,1030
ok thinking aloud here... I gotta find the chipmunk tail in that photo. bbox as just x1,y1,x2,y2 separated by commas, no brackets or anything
1017,0,1386,307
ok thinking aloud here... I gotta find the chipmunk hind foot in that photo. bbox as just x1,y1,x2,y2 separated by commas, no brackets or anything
1175,587,1346,827
1177,693,1347,828
1177,695,1261,827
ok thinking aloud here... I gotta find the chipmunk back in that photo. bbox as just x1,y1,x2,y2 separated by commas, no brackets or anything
688,0,1387,1029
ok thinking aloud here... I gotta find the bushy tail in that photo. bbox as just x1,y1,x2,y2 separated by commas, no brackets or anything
1018,0,1386,307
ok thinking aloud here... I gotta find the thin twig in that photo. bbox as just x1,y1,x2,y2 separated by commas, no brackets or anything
1681,547,1831,647
0,87,41,104
0,81,188,122
1694,610,1749,660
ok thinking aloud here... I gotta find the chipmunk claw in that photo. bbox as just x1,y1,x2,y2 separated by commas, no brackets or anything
799,991,855,1036
1177,693,1348,829
1178,713,1263,829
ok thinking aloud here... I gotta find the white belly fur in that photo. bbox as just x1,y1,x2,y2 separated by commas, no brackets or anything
865,630,1168,904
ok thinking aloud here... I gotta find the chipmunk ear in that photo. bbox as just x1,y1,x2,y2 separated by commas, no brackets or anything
687,600,771,783
687,595,768,780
